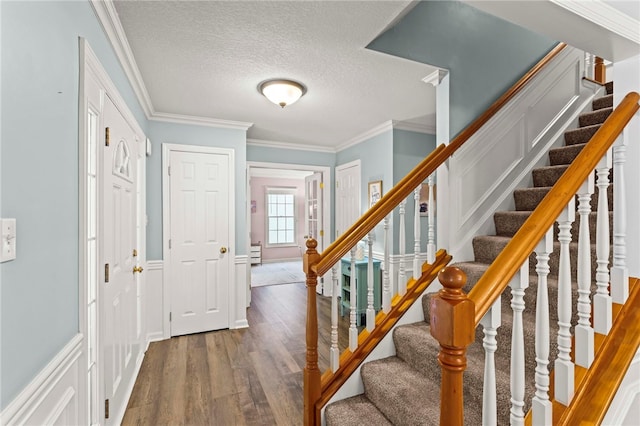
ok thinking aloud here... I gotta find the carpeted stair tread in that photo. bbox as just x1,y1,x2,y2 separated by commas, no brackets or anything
514,185,613,211
325,394,393,426
564,124,601,146
606,81,614,95
532,164,568,187
495,210,613,239
549,143,586,165
361,357,441,426
579,107,612,127
593,94,613,110
393,323,440,378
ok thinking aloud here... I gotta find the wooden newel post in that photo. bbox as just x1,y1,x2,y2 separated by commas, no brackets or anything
430,266,475,426
303,238,321,426
594,56,606,84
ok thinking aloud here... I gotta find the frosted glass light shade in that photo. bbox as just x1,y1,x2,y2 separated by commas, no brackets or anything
258,79,306,108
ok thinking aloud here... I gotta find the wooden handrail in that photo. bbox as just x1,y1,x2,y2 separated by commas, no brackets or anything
468,92,640,326
559,278,640,425
312,42,567,278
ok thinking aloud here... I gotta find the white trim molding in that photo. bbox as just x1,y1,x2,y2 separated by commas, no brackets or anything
247,138,335,153
145,260,165,343
422,69,449,87
1,335,83,426
337,120,394,152
392,119,436,135
150,112,252,131
234,255,250,329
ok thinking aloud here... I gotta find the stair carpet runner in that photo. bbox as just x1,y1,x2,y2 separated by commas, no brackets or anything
325,81,615,425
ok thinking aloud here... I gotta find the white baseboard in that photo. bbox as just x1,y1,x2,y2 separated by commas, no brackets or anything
1,334,83,426
234,256,249,329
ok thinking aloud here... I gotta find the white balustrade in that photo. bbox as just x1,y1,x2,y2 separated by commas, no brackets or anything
330,264,339,372
533,229,553,425
555,201,576,405
427,175,436,264
481,296,501,426
612,136,629,303
398,200,407,295
382,215,391,313
576,176,595,368
349,247,358,351
413,187,421,277
594,152,612,334
366,232,375,331
510,261,529,426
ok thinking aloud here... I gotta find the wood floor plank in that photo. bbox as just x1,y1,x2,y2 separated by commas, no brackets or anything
122,282,350,425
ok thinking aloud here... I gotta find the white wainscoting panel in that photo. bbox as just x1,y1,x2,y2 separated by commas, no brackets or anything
446,46,603,260
145,260,164,343
602,349,640,425
1,335,83,426
234,255,249,329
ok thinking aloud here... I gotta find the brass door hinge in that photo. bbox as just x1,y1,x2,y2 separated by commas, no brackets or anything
133,249,138,257
319,230,324,237
319,182,324,189
105,263,110,283
105,399,109,419
105,127,110,147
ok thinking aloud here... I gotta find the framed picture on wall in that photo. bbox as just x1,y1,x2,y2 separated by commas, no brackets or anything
368,180,383,208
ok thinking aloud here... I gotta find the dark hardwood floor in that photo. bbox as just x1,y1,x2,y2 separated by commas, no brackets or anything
122,282,352,425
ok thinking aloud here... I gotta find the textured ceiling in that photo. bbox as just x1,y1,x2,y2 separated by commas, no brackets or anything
113,1,439,149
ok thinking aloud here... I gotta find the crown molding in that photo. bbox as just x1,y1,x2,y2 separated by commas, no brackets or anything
90,0,155,118
246,138,335,153
392,120,436,135
422,69,449,87
336,120,394,152
550,0,640,45
150,112,253,131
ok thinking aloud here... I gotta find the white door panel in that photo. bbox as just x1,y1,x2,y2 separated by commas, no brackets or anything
169,150,231,336
305,172,324,293
335,161,361,238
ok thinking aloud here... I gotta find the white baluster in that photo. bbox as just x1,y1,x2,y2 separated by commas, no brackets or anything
366,232,375,331
555,200,575,405
427,175,436,264
330,264,339,372
584,52,594,79
413,187,421,278
533,229,553,425
510,261,529,426
349,247,358,351
612,136,629,303
398,200,407,295
576,176,595,368
481,296,501,426
382,215,391,313
594,152,612,334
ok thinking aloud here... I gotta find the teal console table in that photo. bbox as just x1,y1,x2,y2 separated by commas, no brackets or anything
340,257,381,326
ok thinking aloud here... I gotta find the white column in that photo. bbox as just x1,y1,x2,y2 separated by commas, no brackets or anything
576,176,595,368
349,247,358,352
481,296,501,426
330,264,339,372
398,200,407,295
594,152,612,334
510,261,529,426
427,174,436,264
366,232,375,331
611,134,629,303
413,187,421,278
532,229,553,425
555,201,575,405
382,215,391,313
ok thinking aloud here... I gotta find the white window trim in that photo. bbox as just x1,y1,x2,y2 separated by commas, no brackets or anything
265,186,297,248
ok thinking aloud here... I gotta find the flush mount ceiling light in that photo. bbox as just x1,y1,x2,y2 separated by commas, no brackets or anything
258,79,307,108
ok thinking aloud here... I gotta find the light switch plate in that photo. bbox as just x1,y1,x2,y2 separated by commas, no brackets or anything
1,218,17,262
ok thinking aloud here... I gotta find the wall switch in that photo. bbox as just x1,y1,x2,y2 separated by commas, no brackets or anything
1,218,17,262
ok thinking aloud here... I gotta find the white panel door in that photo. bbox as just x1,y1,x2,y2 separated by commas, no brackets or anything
335,161,361,238
305,172,323,294
169,150,231,336
102,96,140,424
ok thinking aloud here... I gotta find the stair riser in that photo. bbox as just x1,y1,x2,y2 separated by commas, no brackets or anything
564,125,600,146
579,107,612,127
592,94,613,110
495,211,613,240
549,143,585,165
514,185,613,211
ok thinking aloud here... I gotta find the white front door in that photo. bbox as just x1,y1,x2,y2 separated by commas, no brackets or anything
169,149,231,336
305,172,324,293
335,160,361,238
102,96,140,423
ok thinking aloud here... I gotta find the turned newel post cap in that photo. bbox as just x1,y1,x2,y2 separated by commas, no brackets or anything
438,266,467,297
303,238,319,275
306,238,318,250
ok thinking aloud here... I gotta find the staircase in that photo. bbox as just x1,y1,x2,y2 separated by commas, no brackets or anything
325,83,615,425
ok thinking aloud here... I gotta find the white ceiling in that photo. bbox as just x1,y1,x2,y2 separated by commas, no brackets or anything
112,0,439,150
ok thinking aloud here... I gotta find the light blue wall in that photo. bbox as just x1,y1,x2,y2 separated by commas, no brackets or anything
0,0,147,408
392,130,436,253
367,1,556,138
337,130,394,252
247,144,337,249
147,121,247,260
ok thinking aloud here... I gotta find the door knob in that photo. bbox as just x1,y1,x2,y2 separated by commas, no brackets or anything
220,247,227,254
133,266,144,274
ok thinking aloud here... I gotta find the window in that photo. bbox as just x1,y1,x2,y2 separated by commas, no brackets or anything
266,188,296,246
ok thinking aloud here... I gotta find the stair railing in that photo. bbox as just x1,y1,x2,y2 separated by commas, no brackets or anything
431,92,639,425
303,42,569,425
